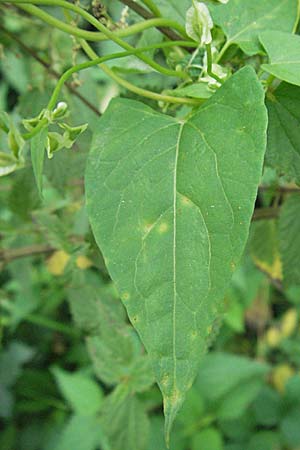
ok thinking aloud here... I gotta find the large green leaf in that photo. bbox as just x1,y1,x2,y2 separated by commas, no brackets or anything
261,31,300,86
85,67,267,436
279,194,300,287
266,83,300,183
209,0,297,56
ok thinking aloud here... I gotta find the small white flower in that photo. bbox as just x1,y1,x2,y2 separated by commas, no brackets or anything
217,0,229,3
186,2,213,46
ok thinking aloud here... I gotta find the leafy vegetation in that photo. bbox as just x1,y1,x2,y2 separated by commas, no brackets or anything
1,1,300,449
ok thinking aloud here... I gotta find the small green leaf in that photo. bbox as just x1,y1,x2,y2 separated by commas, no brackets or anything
31,126,48,197
86,67,267,438
266,83,300,182
51,367,103,416
261,31,300,86
58,122,88,142
0,111,9,133
210,0,298,55
279,194,300,287
22,109,47,132
168,82,213,99
8,125,24,159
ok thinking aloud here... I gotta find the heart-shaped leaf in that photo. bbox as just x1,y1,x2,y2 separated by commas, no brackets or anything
85,67,267,438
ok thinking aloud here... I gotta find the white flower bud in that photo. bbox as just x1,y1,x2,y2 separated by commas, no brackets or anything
186,2,213,46
52,102,68,120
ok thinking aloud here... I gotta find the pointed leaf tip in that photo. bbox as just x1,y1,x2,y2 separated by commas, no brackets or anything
163,390,185,447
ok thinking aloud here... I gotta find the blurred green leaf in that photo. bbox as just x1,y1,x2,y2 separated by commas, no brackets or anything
266,81,300,183
100,385,150,450
279,194,300,287
246,431,281,450
51,367,103,416
281,406,300,447
191,428,223,450
52,414,110,450
252,386,281,427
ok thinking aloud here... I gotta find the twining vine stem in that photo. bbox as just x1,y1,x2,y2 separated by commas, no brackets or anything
2,0,190,80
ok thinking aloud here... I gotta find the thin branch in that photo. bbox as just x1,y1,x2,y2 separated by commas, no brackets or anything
0,244,54,264
252,207,280,222
0,24,101,116
259,185,300,193
118,0,193,49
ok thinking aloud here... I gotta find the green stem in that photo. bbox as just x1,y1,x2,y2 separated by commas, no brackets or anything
20,41,204,140
47,40,201,110
205,43,224,84
10,3,185,42
25,313,79,337
80,39,203,106
293,0,300,33
216,40,231,63
140,0,162,16
4,0,188,79
23,40,204,139
0,300,78,336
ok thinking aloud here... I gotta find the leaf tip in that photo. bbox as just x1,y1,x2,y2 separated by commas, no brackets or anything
163,389,185,447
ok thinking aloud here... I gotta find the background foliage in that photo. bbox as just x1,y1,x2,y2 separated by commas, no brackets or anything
1,1,300,449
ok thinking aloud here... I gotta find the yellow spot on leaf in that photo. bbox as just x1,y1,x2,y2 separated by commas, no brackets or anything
76,255,93,270
191,330,198,340
47,250,70,276
143,223,153,233
181,195,192,206
161,373,169,387
158,222,168,234
122,292,130,301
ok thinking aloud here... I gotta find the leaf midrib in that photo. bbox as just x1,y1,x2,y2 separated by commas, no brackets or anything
172,121,185,392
